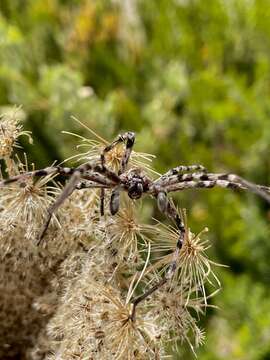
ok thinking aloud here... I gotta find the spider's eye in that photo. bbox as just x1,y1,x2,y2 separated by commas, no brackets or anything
128,182,143,199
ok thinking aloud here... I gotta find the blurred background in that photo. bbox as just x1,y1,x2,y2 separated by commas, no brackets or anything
0,0,270,359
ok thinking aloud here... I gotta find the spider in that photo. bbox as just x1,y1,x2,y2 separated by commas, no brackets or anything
1,131,270,247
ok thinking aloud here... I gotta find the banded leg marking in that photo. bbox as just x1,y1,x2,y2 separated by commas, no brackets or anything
158,165,206,182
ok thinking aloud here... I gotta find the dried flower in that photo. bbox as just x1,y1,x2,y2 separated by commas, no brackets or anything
102,196,155,263
150,209,221,303
0,154,61,240
153,285,206,356
62,116,158,175
0,107,32,161
46,250,162,360
0,112,223,359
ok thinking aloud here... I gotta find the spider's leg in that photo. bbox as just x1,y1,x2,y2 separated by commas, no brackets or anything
37,170,81,245
119,132,135,173
100,188,105,216
0,166,75,186
163,173,270,204
156,191,185,247
38,164,118,244
92,164,121,215
111,131,135,213
157,164,206,183
76,181,110,190
104,132,135,215
100,131,135,169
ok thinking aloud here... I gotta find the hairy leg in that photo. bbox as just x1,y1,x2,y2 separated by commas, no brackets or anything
161,173,270,203
0,166,75,186
157,164,206,183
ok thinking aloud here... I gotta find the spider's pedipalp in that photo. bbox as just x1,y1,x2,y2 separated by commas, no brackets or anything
110,188,120,215
157,191,168,213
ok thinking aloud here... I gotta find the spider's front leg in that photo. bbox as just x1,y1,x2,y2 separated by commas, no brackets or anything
157,164,206,182
161,172,270,204
99,132,135,216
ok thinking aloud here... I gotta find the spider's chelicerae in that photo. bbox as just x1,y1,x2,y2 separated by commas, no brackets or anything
2,131,270,249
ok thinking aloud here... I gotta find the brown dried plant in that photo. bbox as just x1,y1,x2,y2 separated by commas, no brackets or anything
0,109,223,359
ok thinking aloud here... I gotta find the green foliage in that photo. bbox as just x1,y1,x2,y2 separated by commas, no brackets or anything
1,0,270,358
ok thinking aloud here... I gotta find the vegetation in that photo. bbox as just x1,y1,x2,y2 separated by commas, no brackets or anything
0,0,270,359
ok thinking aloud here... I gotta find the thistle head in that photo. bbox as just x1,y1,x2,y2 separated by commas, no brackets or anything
0,107,32,160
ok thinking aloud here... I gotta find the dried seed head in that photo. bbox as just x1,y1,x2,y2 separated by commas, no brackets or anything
103,197,155,262
62,116,158,175
0,155,61,240
151,209,221,303
153,285,206,355
47,255,162,360
0,107,32,160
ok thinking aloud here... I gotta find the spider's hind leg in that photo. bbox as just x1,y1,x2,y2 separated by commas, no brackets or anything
156,190,185,279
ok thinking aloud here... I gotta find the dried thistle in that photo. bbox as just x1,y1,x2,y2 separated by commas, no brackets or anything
102,196,155,263
0,107,32,173
153,285,206,356
62,116,158,175
150,209,222,303
0,114,229,359
47,253,162,360
0,154,61,241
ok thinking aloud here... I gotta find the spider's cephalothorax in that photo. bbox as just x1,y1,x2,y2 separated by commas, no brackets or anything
109,169,150,215
1,130,270,245
122,169,151,200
